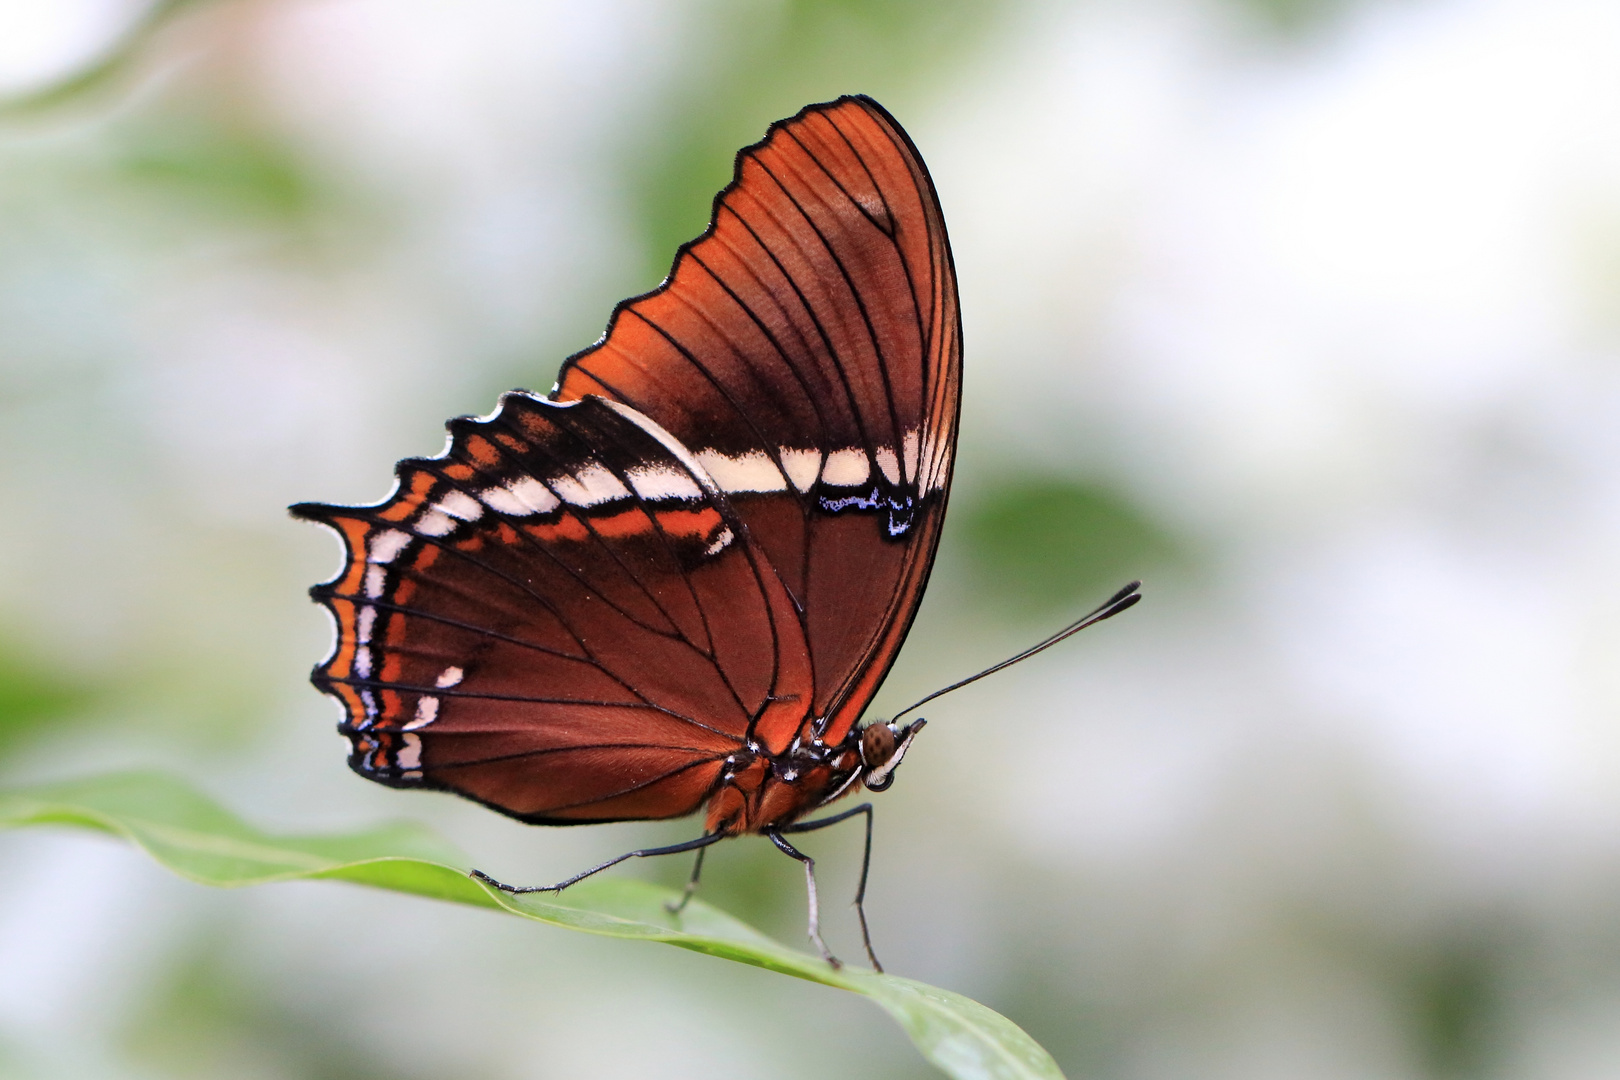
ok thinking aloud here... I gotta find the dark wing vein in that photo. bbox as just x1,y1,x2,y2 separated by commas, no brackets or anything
581,419,759,719
621,307,807,496
717,202,875,461
537,754,730,814
821,114,937,486
754,152,904,471
418,454,684,647
353,491,679,654
346,597,603,669
683,250,836,463
466,413,709,653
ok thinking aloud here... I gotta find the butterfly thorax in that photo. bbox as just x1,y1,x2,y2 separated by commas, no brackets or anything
703,716,927,836
704,729,865,836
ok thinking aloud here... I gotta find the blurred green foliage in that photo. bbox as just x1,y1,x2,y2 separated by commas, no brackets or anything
1407,932,1507,1080
115,121,324,223
616,0,1368,284
126,931,437,1080
670,833,805,942
960,475,1181,615
0,636,97,756
0,0,231,117
622,0,1018,283
1238,0,1361,35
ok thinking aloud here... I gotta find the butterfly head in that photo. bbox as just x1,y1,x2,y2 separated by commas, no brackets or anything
859,718,926,792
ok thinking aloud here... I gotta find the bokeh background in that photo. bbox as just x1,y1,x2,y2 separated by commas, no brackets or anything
3,0,1619,1077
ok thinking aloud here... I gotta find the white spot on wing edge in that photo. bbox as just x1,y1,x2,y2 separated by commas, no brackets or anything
481,476,567,516
821,447,870,486
356,605,377,644
874,446,901,486
598,399,722,498
703,526,735,557
479,485,529,516
514,477,561,512
398,732,423,768
415,510,456,537
780,448,821,493
919,429,951,493
363,564,387,599
697,449,788,494
902,429,920,482
626,462,703,502
551,462,630,507
367,529,411,564
436,490,483,521
354,645,373,679
404,697,438,731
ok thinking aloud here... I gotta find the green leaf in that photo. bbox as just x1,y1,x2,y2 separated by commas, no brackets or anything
0,771,1062,1080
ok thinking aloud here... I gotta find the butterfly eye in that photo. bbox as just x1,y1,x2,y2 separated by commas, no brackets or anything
861,719,926,792
859,722,896,768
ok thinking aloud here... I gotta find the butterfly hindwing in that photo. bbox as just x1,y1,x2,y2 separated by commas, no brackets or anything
294,394,811,823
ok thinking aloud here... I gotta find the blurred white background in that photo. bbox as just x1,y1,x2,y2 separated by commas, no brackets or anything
2,0,1618,1077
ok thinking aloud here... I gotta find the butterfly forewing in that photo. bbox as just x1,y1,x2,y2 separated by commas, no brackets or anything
555,95,961,749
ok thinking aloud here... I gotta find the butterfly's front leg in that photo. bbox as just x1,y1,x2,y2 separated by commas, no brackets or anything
779,802,881,971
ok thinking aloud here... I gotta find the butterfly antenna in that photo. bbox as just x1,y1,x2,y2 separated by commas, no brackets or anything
890,581,1142,723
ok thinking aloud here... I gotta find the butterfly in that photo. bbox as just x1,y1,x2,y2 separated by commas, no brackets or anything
294,95,1138,971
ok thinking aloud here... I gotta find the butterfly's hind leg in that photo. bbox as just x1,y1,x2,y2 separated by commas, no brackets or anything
780,803,882,971
471,832,724,896
664,845,707,914
766,830,839,968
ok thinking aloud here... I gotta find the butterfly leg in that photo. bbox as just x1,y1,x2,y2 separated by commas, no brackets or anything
471,832,723,895
780,803,882,972
767,830,839,968
665,845,707,915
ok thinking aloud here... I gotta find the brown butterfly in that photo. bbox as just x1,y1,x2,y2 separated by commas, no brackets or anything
294,96,1138,970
